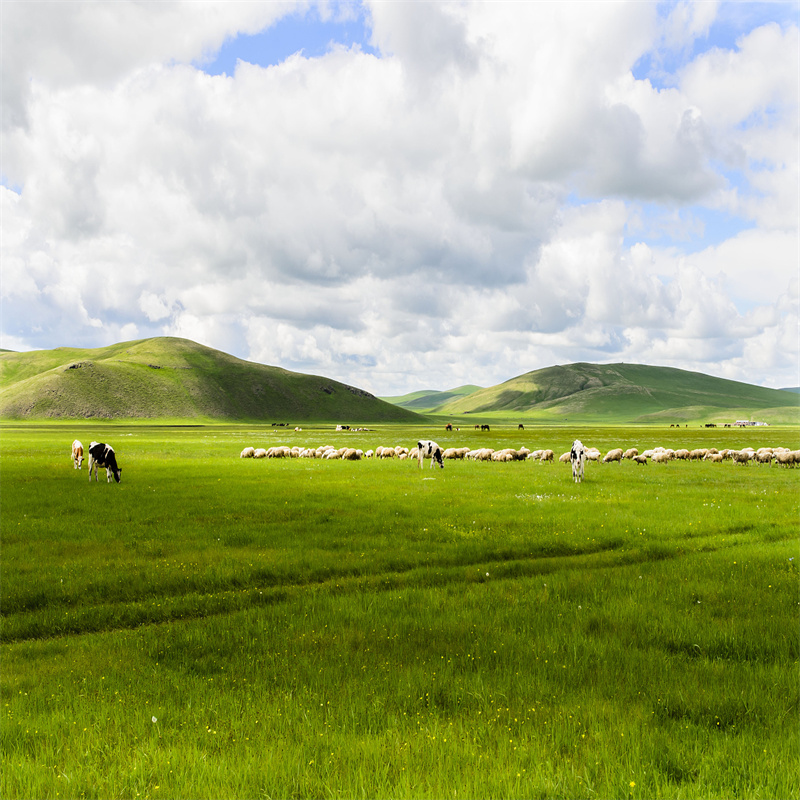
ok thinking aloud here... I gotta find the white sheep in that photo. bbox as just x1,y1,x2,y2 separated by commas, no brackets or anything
240,447,255,458
623,448,638,460
603,448,623,464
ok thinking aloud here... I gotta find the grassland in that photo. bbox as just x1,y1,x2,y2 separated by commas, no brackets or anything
2,423,798,799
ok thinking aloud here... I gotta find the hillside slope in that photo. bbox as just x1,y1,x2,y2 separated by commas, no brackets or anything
436,363,799,423
0,338,421,423
379,385,483,413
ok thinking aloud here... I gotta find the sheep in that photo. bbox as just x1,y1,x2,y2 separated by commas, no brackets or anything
442,447,467,460
540,449,554,463
651,452,671,463
706,453,723,463
467,448,494,461
731,450,752,465
674,449,690,460
775,450,799,467
492,448,525,461
253,448,267,458
603,448,623,464
268,446,291,458
559,452,571,463
623,448,638,460
585,448,601,462
240,447,255,458
633,455,648,466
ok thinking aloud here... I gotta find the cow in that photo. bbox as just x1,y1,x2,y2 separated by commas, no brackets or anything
417,440,444,469
570,439,586,483
71,440,84,469
445,423,453,431
518,424,524,430
88,441,122,483
481,424,490,431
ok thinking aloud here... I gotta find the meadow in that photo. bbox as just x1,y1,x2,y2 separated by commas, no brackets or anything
2,422,798,799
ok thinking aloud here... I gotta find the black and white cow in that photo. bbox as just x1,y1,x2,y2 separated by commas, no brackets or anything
88,441,122,483
570,439,586,483
417,440,444,469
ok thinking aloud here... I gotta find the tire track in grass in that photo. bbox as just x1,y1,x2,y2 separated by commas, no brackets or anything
3,537,674,643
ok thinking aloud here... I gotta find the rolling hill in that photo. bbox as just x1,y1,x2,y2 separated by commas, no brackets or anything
379,385,483,413
430,363,799,424
0,337,421,423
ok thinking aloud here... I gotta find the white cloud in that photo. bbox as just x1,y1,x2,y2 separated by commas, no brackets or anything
1,1,797,393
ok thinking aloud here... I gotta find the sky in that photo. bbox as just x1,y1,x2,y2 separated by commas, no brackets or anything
2,0,798,395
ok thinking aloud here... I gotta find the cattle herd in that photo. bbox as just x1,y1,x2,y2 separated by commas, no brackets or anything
71,440,122,483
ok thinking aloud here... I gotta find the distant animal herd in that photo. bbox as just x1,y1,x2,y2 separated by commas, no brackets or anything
237,432,800,483
69,430,799,486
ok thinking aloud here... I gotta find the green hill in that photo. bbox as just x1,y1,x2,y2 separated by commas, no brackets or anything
434,363,800,424
0,337,422,423
379,385,483,413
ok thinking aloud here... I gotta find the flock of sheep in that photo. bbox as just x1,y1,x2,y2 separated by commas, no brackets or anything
240,442,800,467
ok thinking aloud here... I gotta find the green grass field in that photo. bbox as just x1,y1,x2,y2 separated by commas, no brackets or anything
2,423,798,799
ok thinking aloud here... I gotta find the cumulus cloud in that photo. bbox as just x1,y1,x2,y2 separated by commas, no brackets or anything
1,1,797,392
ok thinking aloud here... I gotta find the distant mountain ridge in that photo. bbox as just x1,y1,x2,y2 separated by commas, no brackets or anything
384,363,799,425
1,340,796,424
0,337,421,423
379,385,483,413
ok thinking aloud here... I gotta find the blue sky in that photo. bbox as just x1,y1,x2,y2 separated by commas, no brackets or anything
202,4,377,75
2,1,798,391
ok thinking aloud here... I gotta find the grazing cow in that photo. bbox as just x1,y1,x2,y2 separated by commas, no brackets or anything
71,440,84,469
518,424,524,430
417,440,444,469
88,441,122,483
481,424,490,431
445,423,453,431
570,439,586,483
